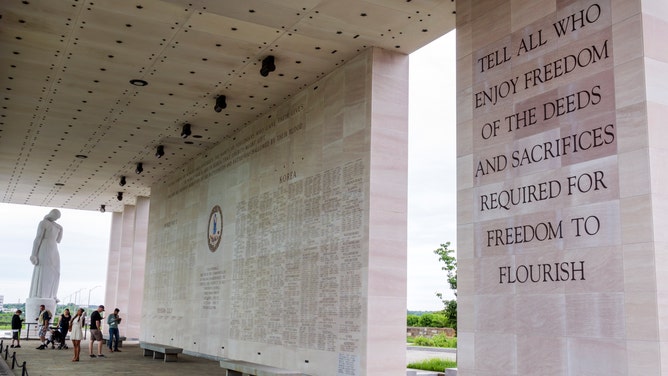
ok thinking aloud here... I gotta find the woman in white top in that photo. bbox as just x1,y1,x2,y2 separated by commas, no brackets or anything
69,308,85,361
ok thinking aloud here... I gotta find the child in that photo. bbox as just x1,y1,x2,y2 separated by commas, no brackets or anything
10,309,23,348
45,328,55,348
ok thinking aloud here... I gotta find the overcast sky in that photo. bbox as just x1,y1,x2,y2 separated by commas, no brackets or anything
0,30,456,311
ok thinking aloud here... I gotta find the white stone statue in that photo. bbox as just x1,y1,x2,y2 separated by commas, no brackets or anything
28,209,63,300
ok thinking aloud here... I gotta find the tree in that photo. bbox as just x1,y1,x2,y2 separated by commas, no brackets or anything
434,242,456,295
407,314,420,327
434,242,457,331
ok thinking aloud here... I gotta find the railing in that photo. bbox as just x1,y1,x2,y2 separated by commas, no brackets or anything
0,322,36,340
1,339,29,376
1,322,88,340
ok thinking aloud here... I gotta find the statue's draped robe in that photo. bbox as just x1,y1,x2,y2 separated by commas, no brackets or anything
29,210,62,299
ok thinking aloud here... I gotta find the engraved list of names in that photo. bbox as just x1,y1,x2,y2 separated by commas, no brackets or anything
229,159,365,355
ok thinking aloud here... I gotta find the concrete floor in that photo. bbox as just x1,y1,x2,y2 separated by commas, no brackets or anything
1,339,455,375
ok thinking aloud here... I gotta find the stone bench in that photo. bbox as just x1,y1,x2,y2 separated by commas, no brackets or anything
139,342,183,362
102,334,127,348
220,359,304,376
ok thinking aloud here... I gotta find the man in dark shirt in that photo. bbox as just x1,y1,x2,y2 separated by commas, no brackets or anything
89,305,105,358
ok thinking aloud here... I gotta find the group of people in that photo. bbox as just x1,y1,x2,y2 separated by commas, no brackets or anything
11,304,123,362
13,209,123,361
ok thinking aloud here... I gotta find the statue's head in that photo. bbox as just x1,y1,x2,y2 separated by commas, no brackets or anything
45,209,61,221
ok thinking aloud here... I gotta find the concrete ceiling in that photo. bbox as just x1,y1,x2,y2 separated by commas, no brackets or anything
0,0,455,213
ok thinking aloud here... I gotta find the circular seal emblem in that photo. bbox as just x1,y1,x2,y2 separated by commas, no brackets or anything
207,205,223,252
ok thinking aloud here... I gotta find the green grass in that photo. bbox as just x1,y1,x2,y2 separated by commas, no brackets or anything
407,334,457,348
407,358,457,372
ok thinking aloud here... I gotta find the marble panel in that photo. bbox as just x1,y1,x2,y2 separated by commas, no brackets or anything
457,86,473,124
626,340,661,376
475,294,517,333
658,290,668,340
457,223,475,259
654,241,668,291
645,58,668,107
618,149,651,198
612,13,643,66
614,57,646,109
457,258,475,296
623,242,657,292
456,295,474,332
620,194,653,244
457,118,474,157
615,102,648,154
642,0,668,24
647,101,668,150
567,338,628,375
474,332,517,373
510,0,556,32
611,0,640,24
456,331,475,370
514,293,566,336
516,335,567,375
457,53,474,93
457,154,474,190
625,291,659,341
471,2,511,51
565,292,625,338
457,187,474,225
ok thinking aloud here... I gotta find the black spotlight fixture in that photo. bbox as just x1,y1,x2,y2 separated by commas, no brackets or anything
260,55,276,77
119,176,127,187
181,123,192,138
100,205,106,213
117,192,123,201
135,162,143,174
156,145,165,158
214,95,227,112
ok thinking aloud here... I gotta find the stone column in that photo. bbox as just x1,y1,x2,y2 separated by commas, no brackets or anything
456,0,666,374
103,198,149,339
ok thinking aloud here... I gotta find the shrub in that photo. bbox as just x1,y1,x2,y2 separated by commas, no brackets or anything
430,333,457,348
411,334,456,348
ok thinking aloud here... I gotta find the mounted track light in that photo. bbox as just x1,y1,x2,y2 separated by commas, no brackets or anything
100,205,106,213
156,145,165,158
260,55,276,77
119,176,126,187
117,192,123,201
214,95,227,112
181,123,192,138
135,163,143,174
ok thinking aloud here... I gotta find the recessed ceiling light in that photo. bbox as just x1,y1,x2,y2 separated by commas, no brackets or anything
130,79,148,86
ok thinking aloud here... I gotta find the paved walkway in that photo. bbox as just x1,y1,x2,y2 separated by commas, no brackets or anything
406,345,456,363
1,339,455,375
1,340,223,376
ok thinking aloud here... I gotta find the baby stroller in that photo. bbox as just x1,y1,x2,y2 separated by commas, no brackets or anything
45,328,68,349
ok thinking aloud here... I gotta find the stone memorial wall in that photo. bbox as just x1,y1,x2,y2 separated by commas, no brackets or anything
140,48,408,375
